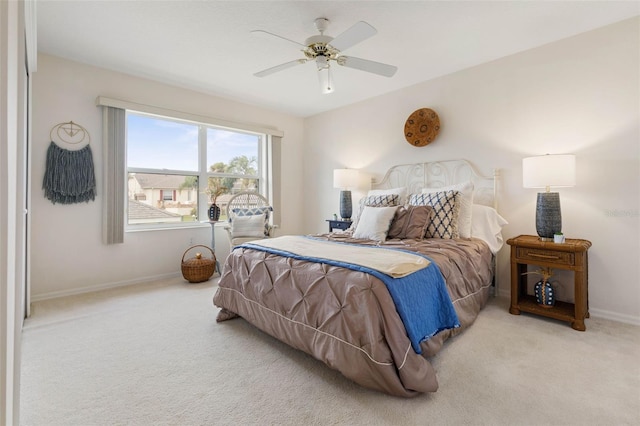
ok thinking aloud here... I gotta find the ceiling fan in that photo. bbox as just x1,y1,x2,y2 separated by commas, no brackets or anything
252,18,398,94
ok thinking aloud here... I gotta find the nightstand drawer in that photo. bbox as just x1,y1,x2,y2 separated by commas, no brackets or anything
516,247,575,266
326,219,352,232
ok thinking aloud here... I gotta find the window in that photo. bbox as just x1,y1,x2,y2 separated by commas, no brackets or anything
161,190,175,201
126,111,266,228
98,96,282,244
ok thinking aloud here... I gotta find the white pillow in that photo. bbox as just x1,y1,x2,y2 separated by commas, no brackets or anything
471,204,508,254
422,181,474,238
353,206,399,242
231,213,267,238
351,187,407,231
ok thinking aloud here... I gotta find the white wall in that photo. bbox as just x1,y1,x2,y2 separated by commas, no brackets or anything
31,54,305,299
303,18,640,323
31,18,640,324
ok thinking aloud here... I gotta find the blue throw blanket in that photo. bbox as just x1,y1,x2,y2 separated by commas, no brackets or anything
238,240,460,354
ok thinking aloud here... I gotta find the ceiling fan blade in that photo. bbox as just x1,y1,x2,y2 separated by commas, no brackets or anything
339,56,398,77
250,30,307,48
329,21,377,52
254,59,307,78
318,66,334,94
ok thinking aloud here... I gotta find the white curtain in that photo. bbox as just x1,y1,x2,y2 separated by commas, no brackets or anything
101,106,125,244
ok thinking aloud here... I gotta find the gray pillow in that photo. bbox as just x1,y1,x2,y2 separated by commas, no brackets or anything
387,205,433,240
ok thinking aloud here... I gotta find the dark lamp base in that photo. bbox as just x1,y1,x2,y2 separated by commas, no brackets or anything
339,190,353,221
536,192,562,239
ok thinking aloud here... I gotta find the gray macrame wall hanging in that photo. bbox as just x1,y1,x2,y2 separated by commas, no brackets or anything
43,121,96,204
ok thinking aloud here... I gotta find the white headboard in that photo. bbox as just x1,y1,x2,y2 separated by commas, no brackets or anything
371,159,499,209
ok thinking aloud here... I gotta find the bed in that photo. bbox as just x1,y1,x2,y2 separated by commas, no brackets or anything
213,160,507,397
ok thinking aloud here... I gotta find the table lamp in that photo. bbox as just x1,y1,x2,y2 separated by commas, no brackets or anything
333,168,359,221
523,154,576,241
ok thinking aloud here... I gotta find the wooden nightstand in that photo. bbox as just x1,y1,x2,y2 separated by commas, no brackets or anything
507,235,592,331
326,219,352,232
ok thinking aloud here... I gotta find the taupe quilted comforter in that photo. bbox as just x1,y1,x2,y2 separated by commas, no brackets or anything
213,234,493,397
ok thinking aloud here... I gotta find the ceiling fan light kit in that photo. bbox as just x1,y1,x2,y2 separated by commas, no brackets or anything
253,17,398,94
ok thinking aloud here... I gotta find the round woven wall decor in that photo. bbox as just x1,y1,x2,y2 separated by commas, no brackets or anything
404,108,440,147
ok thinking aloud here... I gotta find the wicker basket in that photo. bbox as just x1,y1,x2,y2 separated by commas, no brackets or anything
181,245,216,283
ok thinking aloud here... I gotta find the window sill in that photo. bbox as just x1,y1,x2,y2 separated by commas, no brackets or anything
126,222,209,233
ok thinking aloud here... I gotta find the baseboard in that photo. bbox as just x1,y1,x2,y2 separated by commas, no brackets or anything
496,287,640,326
30,272,182,302
497,287,510,299
31,274,640,327
589,308,640,326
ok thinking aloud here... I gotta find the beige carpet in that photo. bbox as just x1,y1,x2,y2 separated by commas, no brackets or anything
20,276,640,426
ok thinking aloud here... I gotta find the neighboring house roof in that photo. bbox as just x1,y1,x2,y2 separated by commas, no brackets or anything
215,194,232,204
128,200,182,220
132,173,193,190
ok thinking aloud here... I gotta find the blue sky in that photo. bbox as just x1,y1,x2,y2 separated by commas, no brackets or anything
127,112,259,171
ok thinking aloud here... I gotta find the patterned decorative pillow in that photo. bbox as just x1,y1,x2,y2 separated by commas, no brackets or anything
387,205,433,240
422,181,474,238
232,207,272,236
409,190,460,239
367,187,407,205
364,193,400,207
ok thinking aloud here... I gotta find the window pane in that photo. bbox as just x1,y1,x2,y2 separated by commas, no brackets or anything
127,113,199,171
127,173,198,225
207,176,258,199
207,128,259,175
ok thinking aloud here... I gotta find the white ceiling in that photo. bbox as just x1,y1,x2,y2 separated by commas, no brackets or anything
36,1,639,118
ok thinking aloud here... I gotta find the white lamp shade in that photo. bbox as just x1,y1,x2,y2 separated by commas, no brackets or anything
333,168,358,189
523,154,576,189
